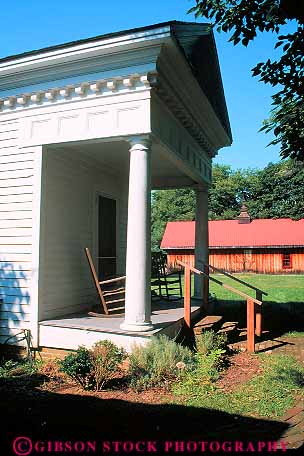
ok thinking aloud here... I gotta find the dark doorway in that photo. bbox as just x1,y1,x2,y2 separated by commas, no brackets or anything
98,195,117,279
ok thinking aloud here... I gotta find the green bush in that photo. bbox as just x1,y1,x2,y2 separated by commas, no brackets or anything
59,346,94,390
0,359,41,378
129,335,195,391
195,330,227,355
59,341,125,391
173,332,228,398
91,340,126,390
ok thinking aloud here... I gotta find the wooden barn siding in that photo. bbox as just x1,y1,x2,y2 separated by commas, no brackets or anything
166,248,304,273
0,119,33,345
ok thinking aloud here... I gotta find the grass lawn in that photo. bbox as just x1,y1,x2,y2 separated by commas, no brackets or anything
208,273,304,304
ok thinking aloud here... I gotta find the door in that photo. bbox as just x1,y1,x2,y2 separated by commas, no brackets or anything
98,195,117,279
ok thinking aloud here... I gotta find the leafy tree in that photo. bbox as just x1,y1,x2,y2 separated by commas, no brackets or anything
247,160,304,219
151,161,304,249
151,164,255,249
189,0,304,161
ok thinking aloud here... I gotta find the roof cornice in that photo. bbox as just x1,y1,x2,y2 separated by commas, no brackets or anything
0,71,157,112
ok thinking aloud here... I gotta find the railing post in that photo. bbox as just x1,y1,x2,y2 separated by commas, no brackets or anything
203,264,209,312
184,266,191,328
255,290,262,337
247,298,255,353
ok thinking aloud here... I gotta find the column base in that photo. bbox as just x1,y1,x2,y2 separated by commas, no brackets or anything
120,321,154,332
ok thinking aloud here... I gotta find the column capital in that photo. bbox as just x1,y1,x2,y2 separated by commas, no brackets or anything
127,135,152,152
193,183,209,193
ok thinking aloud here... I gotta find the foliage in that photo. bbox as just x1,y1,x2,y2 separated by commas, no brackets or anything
151,188,195,250
179,354,304,418
189,0,304,161
246,160,304,220
173,345,227,397
128,335,195,391
195,330,228,355
59,346,94,390
59,342,126,391
151,160,304,249
0,359,40,378
90,340,126,391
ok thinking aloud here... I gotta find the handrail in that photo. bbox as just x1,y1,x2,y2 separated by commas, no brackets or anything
176,259,264,353
176,260,262,305
204,262,268,296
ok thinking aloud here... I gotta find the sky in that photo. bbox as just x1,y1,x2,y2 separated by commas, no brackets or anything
0,0,293,170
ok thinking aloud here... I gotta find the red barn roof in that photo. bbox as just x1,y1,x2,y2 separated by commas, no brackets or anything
160,219,304,249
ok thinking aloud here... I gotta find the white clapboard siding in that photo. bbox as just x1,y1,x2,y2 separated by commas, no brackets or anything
0,120,32,344
0,161,34,172
0,169,34,180
0,295,31,305
0,138,19,148
0,194,33,204
0,278,30,288
0,152,34,164
0,177,34,188
0,202,33,212
0,245,32,255
0,227,32,237
0,218,32,229
0,236,32,245
0,185,33,196
0,320,30,329
1,303,32,313
0,121,18,132
0,130,18,141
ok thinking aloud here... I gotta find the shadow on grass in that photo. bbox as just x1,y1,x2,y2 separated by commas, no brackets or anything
212,299,304,348
0,374,292,455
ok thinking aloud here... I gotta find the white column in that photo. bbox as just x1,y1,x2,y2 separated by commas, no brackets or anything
120,136,153,331
194,184,209,298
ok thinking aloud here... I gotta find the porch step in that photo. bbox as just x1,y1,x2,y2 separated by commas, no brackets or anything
217,321,238,341
193,315,223,335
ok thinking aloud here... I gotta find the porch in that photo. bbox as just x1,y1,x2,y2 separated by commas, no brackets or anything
39,299,202,351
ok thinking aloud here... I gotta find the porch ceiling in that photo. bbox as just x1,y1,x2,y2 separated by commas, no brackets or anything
52,139,195,189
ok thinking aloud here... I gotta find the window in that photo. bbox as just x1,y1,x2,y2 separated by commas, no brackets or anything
282,252,292,269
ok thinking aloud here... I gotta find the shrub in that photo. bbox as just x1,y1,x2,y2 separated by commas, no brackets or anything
59,341,125,391
129,335,195,391
195,330,227,355
173,331,228,398
90,340,126,390
0,359,41,378
59,346,94,390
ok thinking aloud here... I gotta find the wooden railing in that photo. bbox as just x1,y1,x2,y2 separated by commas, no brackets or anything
176,259,264,353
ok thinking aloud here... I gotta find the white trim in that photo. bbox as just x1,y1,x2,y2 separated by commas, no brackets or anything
28,145,43,347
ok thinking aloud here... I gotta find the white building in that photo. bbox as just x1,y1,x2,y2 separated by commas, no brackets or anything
0,21,231,354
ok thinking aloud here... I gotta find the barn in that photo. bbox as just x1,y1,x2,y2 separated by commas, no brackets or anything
161,210,304,274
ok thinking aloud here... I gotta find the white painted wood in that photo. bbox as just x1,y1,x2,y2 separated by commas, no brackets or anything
0,253,31,262
0,237,32,245
0,169,34,180
0,161,34,172
28,145,42,347
0,177,33,188
0,194,32,204
0,227,32,236
0,202,32,212
194,185,209,298
0,185,33,196
0,152,34,164
39,325,150,351
0,219,32,228
121,137,153,332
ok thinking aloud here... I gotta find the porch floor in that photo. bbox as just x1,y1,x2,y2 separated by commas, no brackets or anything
39,299,202,351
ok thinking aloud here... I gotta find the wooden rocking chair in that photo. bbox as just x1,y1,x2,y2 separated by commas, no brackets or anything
85,247,125,317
